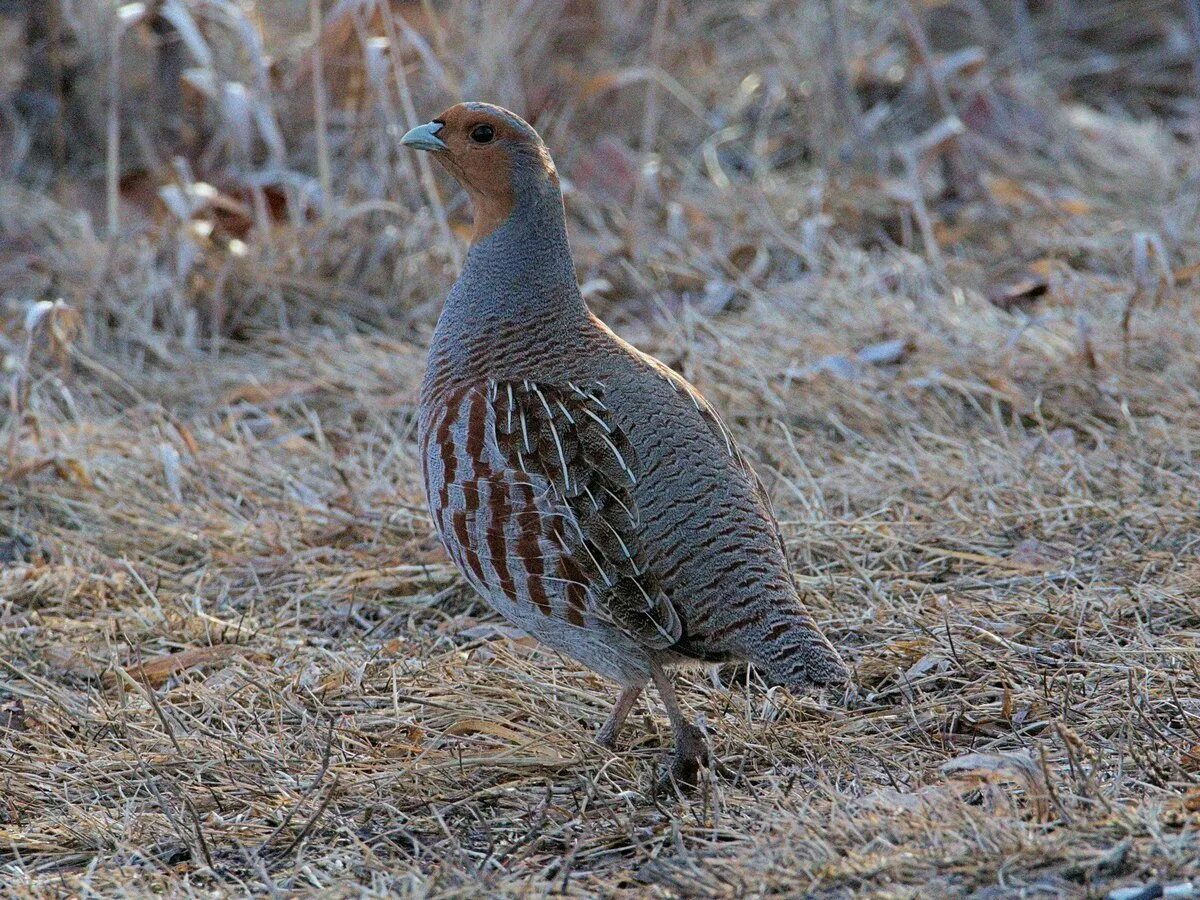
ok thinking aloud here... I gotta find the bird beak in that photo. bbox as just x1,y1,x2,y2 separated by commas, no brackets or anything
400,121,447,152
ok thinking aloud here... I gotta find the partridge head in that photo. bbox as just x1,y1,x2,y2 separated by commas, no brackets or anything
404,102,848,788
401,103,559,244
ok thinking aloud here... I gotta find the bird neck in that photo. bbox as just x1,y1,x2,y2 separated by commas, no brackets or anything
448,172,586,327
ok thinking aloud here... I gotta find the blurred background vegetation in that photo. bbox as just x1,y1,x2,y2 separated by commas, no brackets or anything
2,0,1197,356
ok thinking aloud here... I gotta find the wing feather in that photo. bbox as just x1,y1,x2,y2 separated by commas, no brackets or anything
484,379,681,648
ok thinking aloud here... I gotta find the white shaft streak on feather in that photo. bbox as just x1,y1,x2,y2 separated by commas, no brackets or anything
601,516,633,560
660,367,735,459
581,483,601,511
530,384,572,493
447,474,544,496
577,404,611,433
584,382,608,410
602,484,637,526
575,530,613,588
630,579,675,642
598,432,636,484
505,383,515,433
598,515,637,570
569,383,604,413
693,387,735,458
712,410,735,457
554,399,576,424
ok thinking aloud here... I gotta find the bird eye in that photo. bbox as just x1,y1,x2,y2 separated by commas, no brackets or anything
469,124,495,144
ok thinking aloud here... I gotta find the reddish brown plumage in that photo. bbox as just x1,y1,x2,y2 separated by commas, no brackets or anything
422,104,557,243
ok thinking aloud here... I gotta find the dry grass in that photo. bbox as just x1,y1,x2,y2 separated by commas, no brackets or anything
2,1,1200,896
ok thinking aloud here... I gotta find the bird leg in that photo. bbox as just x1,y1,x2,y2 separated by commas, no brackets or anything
651,663,707,789
595,681,645,749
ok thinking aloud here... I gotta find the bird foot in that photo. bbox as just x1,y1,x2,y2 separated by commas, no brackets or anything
594,721,620,751
656,722,707,793
595,683,644,752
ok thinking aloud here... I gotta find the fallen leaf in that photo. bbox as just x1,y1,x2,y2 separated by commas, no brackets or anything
0,532,34,566
173,422,201,457
728,244,770,283
933,219,973,245
0,699,25,733
1011,537,1056,567
988,276,1048,313
442,717,529,744
53,457,94,489
857,337,911,365
786,337,911,380
158,443,184,503
319,668,350,693
574,136,639,205
124,645,245,687
1,457,55,483
1028,257,1059,278
43,646,104,679
1172,261,1200,285
1183,744,1200,773
985,176,1034,207
219,380,315,407
859,785,954,814
942,751,1051,821
904,652,949,681
458,623,530,641
1057,197,1093,217
787,353,858,380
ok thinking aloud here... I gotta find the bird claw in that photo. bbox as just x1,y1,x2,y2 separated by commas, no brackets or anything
655,723,707,793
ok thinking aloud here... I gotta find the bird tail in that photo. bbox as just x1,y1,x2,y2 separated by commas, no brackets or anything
749,610,850,692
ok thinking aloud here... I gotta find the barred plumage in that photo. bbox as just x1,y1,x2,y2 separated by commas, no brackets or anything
406,102,849,785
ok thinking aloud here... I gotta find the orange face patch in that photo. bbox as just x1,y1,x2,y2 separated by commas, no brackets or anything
426,103,555,243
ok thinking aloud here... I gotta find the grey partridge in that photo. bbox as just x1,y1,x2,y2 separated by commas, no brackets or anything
402,103,848,786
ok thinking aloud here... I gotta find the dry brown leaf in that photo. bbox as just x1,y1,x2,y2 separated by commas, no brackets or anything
442,717,530,744
1173,262,1200,285
1057,198,1093,217
986,176,1034,207
579,70,630,102
1028,257,1059,278
859,785,954,813
1,457,56,483
52,458,94,489
933,219,974,245
1182,744,1200,773
0,698,26,733
318,668,350,693
942,751,1051,822
43,646,105,679
124,645,246,687
575,136,639,206
219,380,314,407
173,421,201,457
988,276,1049,314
